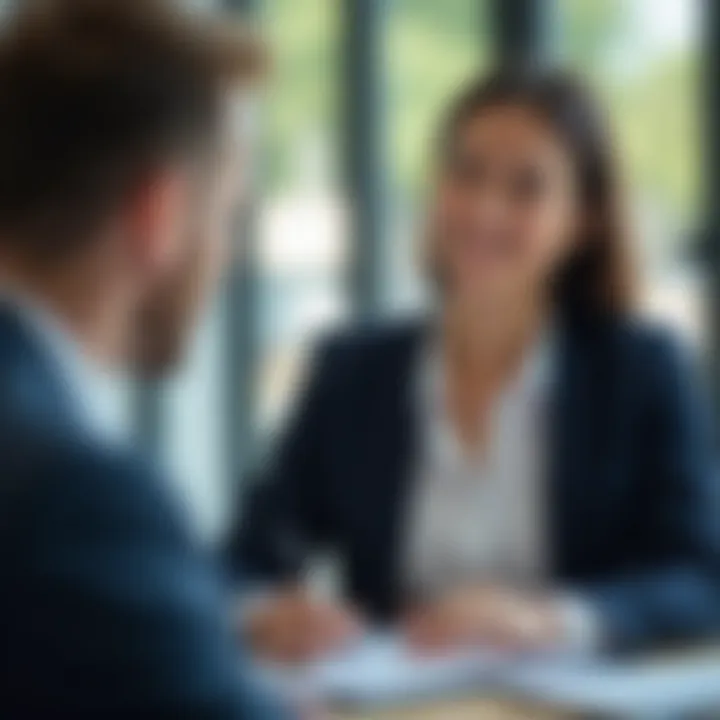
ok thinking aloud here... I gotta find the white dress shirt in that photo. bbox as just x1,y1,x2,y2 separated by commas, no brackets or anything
404,328,600,650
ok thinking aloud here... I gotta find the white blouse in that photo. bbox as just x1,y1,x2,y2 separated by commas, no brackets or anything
403,329,599,649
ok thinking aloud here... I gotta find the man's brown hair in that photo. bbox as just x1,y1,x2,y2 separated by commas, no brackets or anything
0,0,264,256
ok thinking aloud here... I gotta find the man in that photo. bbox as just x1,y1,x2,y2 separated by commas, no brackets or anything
0,0,283,716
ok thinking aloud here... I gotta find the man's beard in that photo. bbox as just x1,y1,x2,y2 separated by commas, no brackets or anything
132,269,201,380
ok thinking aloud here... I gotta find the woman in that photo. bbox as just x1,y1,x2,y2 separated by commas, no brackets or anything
230,69,719,661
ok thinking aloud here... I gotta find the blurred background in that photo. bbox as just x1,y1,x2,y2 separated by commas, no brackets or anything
83,0,715,541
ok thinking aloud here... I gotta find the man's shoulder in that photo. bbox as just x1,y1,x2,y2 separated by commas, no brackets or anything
0,404,283,718
0,421,188,551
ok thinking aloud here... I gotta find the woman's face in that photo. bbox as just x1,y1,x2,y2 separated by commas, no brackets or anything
431,104,581,308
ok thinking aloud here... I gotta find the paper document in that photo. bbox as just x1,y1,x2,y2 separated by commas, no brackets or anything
305,632,501,705
262,631,720,715
503,657,720,717
265,631,577,707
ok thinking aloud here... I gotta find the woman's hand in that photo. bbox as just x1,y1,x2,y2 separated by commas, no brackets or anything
403,585,562,653
242,588,363,663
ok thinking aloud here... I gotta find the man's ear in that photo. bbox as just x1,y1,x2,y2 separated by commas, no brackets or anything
126,169,190,276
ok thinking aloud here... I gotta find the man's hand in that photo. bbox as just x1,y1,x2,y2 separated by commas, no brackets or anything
404,585,562,653
242,588,363,663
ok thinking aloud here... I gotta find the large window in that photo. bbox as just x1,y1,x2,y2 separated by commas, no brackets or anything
386,0,491,310
559,0,705,344
253,0,491,433
164,302,228,539
256,0,348,434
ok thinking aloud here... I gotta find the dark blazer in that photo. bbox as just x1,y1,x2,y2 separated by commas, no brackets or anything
230,314,720,651
0,305,283,718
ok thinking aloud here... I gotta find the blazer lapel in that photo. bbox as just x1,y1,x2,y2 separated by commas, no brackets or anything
547,317,593,578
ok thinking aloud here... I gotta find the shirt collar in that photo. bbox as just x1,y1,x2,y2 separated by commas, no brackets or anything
0,288,127,443
417,320,557,464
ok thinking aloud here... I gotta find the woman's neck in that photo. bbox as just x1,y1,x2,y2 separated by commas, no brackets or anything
442,294,550,381
439,294,551,454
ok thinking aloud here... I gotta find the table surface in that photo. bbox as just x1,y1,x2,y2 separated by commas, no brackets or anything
333,646,720,720
334,697,569,719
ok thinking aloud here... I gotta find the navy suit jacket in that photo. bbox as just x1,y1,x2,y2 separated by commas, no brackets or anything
231,314,720,651
0,306,283,717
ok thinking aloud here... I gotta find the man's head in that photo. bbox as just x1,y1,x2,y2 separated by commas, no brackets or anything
0,0,264,376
